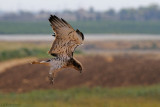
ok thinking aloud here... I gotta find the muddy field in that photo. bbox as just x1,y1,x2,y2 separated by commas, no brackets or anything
0,54,160,93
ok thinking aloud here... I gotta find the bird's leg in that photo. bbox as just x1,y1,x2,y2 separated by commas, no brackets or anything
48,68,58,85
48,68,54,85
48,71,58,85
48,74,54,85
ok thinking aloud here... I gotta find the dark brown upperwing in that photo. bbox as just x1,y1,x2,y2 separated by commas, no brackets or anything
48,15,84,57
48,15,74,36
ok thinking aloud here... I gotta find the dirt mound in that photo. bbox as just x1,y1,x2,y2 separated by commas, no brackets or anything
1,55,160,93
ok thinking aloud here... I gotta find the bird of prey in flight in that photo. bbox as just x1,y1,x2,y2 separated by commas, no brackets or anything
31,15,84,84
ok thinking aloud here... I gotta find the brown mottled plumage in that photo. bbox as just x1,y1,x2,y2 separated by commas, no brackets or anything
31,15,84,85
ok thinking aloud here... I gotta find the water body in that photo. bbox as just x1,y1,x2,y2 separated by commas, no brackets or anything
0,34,160,41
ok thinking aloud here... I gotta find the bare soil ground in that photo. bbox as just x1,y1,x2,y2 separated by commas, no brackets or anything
0,57,37,73
0,55,160,93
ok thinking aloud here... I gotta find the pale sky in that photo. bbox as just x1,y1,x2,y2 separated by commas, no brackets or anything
1,0,160,12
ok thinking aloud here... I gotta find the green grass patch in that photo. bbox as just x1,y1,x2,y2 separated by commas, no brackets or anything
0,85,160,107
0,21,51,34
1,20,160,34
0,47,82,61
0,48,48,61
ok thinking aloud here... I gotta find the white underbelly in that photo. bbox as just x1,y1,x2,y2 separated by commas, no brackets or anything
50,59,66,70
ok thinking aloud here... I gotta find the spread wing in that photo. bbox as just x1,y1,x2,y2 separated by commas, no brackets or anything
48,15,84,57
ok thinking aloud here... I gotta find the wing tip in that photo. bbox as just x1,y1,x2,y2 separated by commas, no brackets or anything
48,15,56,22
49,15,54,21
76,29,84,40
81,32,84,40
48,15,53,22
48,15,65,26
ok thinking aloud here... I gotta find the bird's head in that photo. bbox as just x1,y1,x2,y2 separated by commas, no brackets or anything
76,29,84,40
74,62,83,73
69,58,83,73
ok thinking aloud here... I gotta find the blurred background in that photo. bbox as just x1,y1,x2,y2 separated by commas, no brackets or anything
0,0,160,107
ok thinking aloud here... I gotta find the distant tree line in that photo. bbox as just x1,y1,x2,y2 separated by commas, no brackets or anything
0,4,160,21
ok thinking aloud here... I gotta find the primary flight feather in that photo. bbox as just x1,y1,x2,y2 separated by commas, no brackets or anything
31,15,84,84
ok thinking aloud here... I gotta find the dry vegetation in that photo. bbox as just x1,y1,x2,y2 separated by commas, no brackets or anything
0,54,160,93
0,41,50,51
0,54,160,107
1,40,160,106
